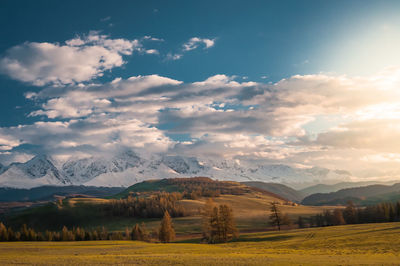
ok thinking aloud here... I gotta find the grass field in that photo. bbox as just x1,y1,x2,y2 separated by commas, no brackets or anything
1,222,399,265
3,191,339,233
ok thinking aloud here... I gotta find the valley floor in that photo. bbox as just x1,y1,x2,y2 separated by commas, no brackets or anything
1,223,400,265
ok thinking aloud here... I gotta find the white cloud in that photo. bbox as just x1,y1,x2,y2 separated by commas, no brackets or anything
182,37,215,51
145,49,159,55
166,37,216,60
143,36,164,42
2,67,400,178
0,32,143,86
166,53,183,60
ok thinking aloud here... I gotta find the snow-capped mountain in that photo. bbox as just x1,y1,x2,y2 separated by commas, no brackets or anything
0,155,71,188
62,150,144,184
0,152,353,189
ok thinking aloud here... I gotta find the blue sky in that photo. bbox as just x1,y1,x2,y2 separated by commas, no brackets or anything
1,0,400,178
1,0,399,125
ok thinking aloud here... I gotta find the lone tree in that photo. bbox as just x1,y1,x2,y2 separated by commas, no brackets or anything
158,210,175,243
202,202,238,243
202,198,215,241
218,204,238,242
131,224,143,241
269,202,283,231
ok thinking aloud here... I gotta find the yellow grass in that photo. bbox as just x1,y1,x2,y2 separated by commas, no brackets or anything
1,222,399,265
67,198,110,207
175,193,342,232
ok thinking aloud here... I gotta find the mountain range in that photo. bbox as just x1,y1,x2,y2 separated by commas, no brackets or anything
0,151,354,189
299,181,399,196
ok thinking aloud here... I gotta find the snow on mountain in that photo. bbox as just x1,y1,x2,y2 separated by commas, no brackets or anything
62,150,144,184
161,156,206,174
0,155,70,188
0,152,353,189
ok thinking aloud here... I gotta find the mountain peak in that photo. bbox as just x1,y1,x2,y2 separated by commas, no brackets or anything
0,152,354,189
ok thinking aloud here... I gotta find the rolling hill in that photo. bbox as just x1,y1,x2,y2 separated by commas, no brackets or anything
0,186,124,202
302,182,400,206
242,181,305,202
300,180,399,196
1,177,332,232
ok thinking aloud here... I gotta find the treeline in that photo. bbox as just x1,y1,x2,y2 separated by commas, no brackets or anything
297,201,400,228
104,192,186,218
0,200,240,244
0,222,158,242
161,177,251,198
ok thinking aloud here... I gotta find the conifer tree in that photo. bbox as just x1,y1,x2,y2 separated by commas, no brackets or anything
20,224,29,241
218,204,238,242
0,222,8,241
202,203,238,243
140,222,149,241
28,228,37,241
202,198,215,241
125,227,131,240
132,224,142,240
158,210,175,243
7,227,15,241
61,226,69,241
45,230,53,241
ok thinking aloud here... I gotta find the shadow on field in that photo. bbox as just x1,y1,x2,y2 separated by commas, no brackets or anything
235,234,294,242
175,234,294,244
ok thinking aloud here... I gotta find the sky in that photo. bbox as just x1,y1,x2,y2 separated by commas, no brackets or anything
1,0,400,180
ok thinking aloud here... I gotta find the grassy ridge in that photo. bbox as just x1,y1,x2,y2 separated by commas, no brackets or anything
3,191,332,233
1,223,400,265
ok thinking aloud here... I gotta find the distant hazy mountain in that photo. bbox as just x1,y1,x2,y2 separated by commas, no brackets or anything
300,181,399,196
0,152,353,189
242,181,304,202
0,163,5,175
0,186,124,202
302,183,400,206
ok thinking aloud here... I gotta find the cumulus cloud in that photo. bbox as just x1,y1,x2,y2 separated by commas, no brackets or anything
1,66,400,176
0,32,146,86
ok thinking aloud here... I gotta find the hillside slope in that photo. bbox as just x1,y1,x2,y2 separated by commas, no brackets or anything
242,181,304,202
0,186,124,202
300,180,398,196
302,183,400,205
2,177,335,232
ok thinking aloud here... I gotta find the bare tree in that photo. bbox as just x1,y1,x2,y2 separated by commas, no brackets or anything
269,202,283,231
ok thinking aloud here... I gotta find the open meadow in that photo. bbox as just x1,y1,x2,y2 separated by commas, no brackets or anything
2,187,339,234
1,222,399,265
